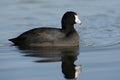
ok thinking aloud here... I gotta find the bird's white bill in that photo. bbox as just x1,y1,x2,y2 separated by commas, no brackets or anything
75,15,82,25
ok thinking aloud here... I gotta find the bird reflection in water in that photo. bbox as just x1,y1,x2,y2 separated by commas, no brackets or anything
62,52,81,79
19,47,82,80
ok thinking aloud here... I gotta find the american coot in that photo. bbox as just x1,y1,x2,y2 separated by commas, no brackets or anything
9,11,82,47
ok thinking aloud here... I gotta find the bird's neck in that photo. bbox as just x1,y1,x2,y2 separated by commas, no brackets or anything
62,23,75,36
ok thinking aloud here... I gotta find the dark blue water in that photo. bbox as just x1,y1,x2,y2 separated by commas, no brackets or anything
0,0,120,80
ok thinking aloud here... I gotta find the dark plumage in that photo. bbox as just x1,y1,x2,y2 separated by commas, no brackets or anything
9,11,82,47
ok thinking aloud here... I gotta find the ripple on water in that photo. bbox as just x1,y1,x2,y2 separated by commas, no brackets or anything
80,13,120,47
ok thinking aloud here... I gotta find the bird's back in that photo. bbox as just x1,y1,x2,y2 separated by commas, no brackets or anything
9,27,65,46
